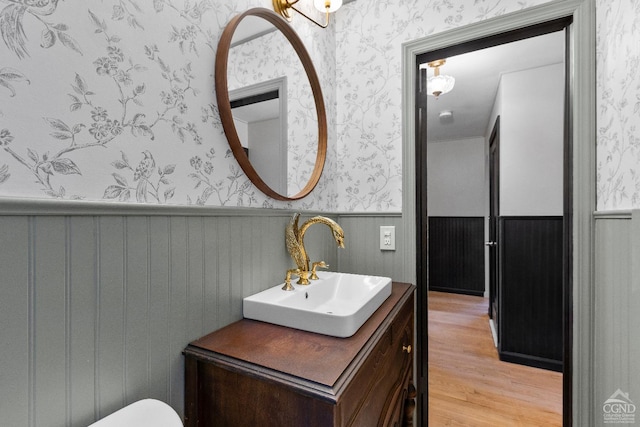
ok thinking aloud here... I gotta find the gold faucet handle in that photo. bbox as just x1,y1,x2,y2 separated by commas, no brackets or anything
310,261,329,280
282,281,295,291
282,269,300,291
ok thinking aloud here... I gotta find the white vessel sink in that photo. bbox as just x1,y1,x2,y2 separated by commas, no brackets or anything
243,272,392,338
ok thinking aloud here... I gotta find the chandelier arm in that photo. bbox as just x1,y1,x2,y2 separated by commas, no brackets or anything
290,4,330,28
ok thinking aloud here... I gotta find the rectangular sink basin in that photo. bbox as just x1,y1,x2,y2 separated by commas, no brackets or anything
243,272,392,338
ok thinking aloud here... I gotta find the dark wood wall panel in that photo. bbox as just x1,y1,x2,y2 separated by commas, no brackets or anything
428,217,485,296
499,216,563,371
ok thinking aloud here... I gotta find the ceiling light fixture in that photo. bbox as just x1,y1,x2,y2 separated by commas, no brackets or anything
272,0,343,28
423,59,455,98
439,110,454,124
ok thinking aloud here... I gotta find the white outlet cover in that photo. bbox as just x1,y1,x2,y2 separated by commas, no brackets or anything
380,226,396,251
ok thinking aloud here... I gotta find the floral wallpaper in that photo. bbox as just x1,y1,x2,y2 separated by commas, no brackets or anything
2,0,639,212
0,0,336,209
596,0,640,210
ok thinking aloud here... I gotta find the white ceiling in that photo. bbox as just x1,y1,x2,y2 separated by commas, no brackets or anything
423,30,565,143
231,98,279,123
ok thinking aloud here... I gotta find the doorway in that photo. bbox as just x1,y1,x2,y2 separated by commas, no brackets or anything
403,2,596,425
420,26,566,423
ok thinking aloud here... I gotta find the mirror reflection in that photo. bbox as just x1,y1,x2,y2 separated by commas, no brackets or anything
226,14,319,198
230,78,287,195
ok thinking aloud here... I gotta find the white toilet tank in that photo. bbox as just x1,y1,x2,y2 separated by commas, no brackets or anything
88,399,183,427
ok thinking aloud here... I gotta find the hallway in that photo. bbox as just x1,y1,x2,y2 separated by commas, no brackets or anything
428,291,562,426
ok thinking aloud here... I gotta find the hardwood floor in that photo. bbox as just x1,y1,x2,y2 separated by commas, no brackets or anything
428,291,562,426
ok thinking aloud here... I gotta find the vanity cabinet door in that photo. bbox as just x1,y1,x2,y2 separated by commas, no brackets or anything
387,304,414,427
339,292,414,426
387,355,415,427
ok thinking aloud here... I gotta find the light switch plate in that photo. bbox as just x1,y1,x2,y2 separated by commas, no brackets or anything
380,226,396,251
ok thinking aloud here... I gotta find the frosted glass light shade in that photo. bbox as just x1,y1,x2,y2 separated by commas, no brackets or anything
427,74,455,98
314,0,343,13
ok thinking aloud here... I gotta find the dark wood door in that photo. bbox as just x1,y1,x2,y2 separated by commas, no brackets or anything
488,117,500,331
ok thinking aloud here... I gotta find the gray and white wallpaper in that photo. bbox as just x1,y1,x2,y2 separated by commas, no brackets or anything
596,0,640,211
1,0,640,212
0,0,336,209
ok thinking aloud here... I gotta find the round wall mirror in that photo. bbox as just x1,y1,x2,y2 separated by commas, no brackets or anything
215,8,327,201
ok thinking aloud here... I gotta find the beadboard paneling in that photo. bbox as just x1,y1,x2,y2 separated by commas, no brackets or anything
35,217,68,424
499,216,564,371
594,215,638,413
6,210,640,426
427,217,485,296
0,212,338,427
632,211,640,409
0,217,30,427
335,214,407,282
68,217,98,427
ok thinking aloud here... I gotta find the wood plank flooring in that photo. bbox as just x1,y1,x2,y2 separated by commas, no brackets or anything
428,291,562,426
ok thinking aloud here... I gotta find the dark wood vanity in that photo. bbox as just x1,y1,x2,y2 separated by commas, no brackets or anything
184,282,415,427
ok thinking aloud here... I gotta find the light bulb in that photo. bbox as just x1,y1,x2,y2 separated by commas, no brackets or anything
313,0,343,13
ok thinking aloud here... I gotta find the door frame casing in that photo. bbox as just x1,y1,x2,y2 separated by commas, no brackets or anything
488,116,500,323
400,1,596,425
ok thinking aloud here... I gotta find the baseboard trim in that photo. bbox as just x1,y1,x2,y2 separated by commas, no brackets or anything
489,318,498,348
499,351,563,372
428,286,484,297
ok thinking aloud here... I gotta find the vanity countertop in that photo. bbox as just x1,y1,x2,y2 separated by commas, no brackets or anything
187,282,414,388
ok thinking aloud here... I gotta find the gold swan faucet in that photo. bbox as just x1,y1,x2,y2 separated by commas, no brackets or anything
283,213,345,290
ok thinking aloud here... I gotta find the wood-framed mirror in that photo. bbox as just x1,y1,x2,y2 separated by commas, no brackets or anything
215,7,327,201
